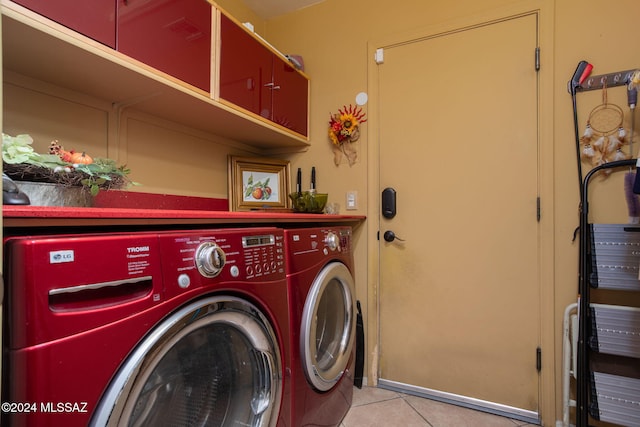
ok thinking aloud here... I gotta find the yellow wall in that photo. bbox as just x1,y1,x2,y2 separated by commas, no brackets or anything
3,74,261,198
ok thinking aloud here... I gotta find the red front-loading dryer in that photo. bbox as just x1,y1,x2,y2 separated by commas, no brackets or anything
3,227,290,427
284,226,356,427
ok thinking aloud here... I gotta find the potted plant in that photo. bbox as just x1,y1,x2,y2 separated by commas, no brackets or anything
2,133,133,206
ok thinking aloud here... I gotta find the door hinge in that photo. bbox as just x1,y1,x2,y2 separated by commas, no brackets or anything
536,197,541,222
536,347,542,372
535,47,540,71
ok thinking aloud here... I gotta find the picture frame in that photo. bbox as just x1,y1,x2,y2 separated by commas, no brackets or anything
228,156,291,211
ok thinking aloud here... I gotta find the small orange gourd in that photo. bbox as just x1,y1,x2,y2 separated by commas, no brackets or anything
70,151,93,165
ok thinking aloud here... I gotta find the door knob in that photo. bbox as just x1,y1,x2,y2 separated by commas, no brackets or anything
383,230,405,242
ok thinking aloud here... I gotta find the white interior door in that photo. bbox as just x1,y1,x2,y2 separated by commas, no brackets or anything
377,13,540,419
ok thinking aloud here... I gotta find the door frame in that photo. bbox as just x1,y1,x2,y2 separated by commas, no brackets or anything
365,1,556,424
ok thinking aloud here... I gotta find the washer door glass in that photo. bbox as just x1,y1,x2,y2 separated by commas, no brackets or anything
301,261,355,391
92,296,281,427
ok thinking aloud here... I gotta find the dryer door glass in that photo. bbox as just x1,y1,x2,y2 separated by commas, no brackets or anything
301,262,355,391
92,297,282,427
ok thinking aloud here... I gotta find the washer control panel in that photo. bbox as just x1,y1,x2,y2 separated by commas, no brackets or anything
242,234,282,278
159,228,285,298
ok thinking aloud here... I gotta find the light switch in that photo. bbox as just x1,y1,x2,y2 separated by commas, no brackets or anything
346,191,357,210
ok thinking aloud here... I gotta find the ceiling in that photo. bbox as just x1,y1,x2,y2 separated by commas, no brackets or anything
242,0,325,19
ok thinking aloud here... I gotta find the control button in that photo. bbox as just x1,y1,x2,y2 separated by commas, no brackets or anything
325,232,340,251
230,265,240,278
246,265,254,275
177,274,191,289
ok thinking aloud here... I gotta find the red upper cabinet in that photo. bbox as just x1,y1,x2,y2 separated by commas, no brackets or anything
272,60,308,136
219,14,273,119
12,0,117,48
117,0,211,92
219,14,309,137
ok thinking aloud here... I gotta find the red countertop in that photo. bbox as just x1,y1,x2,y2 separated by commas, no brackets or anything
2,205,365,228
2,191,365,229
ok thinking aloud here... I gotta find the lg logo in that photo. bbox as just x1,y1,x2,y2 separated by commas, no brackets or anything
49,250,75,264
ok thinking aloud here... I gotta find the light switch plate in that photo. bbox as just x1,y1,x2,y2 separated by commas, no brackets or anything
346,191,357,210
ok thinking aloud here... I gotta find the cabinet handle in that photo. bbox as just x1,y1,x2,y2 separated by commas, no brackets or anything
263,82,281,90
264,82,274,87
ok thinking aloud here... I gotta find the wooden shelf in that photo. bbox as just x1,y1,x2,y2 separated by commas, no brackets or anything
1,2,310,152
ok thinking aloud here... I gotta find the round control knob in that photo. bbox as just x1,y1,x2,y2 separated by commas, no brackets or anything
195,242,226,278
325,232,340,251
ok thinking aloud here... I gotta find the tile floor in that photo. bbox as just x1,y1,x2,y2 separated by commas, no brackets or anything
341,386,540,427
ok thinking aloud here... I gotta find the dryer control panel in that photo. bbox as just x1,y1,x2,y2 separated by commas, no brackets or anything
283,226,353,274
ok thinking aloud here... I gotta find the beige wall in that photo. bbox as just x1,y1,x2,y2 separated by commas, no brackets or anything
3,74,260,198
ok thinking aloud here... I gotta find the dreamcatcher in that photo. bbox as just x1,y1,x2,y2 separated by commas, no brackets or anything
580,81,630,174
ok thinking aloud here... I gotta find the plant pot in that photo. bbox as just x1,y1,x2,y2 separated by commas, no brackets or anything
15,181,93,207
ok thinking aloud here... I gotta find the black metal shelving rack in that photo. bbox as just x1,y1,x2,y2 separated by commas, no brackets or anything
571,66,640,427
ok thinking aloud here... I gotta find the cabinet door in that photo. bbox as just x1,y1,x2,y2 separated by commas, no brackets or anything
219,14,273,119
273,61,308,136
13,0,116,48
117,0,211,92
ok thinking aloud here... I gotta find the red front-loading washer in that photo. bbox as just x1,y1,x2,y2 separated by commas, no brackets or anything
3,227,290,427
284,226,356,427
